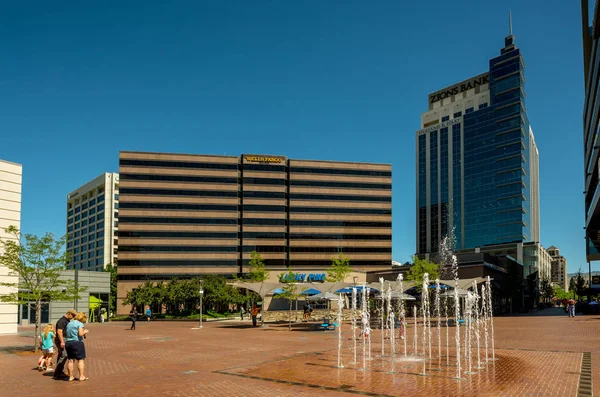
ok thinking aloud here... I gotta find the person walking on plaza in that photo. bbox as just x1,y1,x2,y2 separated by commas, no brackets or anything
251,305,260,327
146,307,152,322
39,324,55,372
53,309,77,380
65,312,89,382
240,305,245,320
568,299,576,318
130,307,138,330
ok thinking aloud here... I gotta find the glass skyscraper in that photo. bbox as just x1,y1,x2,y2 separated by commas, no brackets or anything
416,30,540,256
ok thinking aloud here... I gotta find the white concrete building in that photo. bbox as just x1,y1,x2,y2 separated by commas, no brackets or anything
0,159,22,334
66,173,119,271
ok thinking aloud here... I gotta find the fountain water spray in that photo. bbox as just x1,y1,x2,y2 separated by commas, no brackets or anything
352,287,357,364
444,295,449,365
398,274,407,357
464,291,475,374
337,294,345,368
454,277,462,379
413,305,418,355
486,276,496,361
387,285,395,359
481,283,489,363
472,280,482,369
421,273,430,376
361,286,370,370
380,278,385,357
435,279,441,359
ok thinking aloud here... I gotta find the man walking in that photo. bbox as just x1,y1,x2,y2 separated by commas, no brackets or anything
129,307,138,330
53,309,77,380
251,305,260,327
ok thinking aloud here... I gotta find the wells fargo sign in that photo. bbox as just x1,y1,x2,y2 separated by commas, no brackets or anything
244,156,283,163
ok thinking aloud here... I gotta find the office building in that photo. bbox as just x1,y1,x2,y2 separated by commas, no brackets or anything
117,151,392,313
547,245,568,290
0,159,22,334
66,173,119,271
581,1,600,265
416,26,539,257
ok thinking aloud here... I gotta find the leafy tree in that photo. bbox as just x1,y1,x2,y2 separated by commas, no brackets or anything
540,277,554,304
575,269,587,299
202,275,245,313
0,226,87,352
552,285,570,301
274,268,301,331
406,255,440,292
569,277,577,298
247,251,269,282
326,253,351,282
104,262,118,314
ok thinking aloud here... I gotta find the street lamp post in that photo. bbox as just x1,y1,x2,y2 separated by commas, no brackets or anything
199,282,204,329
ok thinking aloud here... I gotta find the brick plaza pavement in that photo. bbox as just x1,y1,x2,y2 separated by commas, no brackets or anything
0,308,598,397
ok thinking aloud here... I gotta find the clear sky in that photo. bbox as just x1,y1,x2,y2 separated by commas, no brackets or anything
0,1,590,273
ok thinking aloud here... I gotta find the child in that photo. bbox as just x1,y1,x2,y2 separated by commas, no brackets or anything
39,324,55,371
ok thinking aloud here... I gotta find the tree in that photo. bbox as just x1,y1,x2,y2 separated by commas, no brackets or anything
326,253,351,282
569,277,577,298
201,275,245,313
0,226,87,352
406,255,440,292
247,251,269,282
575,269,587,299
104,262,118,314
274,268,301,331
553,285,570,301
539,277,554,304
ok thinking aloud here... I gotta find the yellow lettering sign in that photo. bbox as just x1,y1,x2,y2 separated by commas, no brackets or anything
244,156,283,163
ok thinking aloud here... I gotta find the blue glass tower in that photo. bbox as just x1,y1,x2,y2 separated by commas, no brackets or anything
416,30,540,256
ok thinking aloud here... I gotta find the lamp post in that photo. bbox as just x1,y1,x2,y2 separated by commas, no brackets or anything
199,281,204,329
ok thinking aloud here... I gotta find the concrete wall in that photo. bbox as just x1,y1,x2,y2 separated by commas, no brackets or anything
0,160,22,334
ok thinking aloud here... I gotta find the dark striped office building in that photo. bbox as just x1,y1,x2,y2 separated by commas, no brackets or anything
117,151,392,311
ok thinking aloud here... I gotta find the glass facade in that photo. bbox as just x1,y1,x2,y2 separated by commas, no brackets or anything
416,33,538,255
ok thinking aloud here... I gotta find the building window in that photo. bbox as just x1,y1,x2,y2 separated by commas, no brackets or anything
81,236,88,243
89,225,96,232
465,107,474,114
114,203,119,209
113,239,118,245
68,226,73,233
82,211,88,218
68,210,74,217
114,212,118,219
97,213,104,221
114,221,118,227
97,221,104,230
442,115,450,122
75,207,81,214
89,199,96,206
68,218,73,225
453,111,462,118
74,231,81,238
89,208,96,215
89,242,95,249
82,220,88,227
479,103,488,110
114,193,119,200
82,203,88,210
98,195,105,203
98,203,105,211
97,248,104,257
97,232,103,239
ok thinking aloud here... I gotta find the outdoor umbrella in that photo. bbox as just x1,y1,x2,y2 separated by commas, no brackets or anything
308,291,342,317
440,288,471,298
373,291,416,301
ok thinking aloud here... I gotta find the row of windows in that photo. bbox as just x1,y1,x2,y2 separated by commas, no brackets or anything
241,246,391,253
119,188,391,202
118,216,391,228
120,159,239,170
290,180,391,190
290,167,391,177
119,246,238,252
117,231,392,240
120,173,238,184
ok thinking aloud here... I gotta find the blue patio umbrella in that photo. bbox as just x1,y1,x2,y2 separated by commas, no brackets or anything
301,288,321,296
336,285,378,294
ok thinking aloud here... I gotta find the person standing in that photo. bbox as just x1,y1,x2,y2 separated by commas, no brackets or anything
251,305,260,327
53,309,77,380
65,312,89,382
568,299,576,318
145,307,152,322
130,307,138,330
239,305,245,321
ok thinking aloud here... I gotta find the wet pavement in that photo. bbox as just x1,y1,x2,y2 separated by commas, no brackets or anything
0,308,597,396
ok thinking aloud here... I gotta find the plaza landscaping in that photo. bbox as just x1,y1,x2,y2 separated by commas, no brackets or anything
0,307,598,397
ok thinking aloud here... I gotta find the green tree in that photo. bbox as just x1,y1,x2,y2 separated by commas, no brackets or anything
104,262,118,314
274,268,301,331
569,277,577,298
406,255,440,292
575,269,587,299
0,226,87,352
247,251,269,282
326,253,351,282
540,277,554,304
201,275,245,313
552,285,570,301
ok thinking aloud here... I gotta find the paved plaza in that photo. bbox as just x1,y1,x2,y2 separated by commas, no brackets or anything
0,308,598,396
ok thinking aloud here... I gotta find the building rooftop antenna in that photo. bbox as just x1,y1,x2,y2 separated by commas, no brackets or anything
509,9,513,36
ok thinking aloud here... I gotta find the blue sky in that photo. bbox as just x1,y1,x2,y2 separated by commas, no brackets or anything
0,1,589,273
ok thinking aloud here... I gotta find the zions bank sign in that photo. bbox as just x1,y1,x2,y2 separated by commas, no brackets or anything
280,273,326,283
428,73,490,104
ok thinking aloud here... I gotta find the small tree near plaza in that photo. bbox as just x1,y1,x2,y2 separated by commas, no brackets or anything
0,226,87,352
575,269,587,299
274,268,301,331
104,262,118,314
406,255,440,292
247,251,269,282
326,252,351,282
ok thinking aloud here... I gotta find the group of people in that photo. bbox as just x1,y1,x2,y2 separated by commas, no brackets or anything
38,309,90,382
